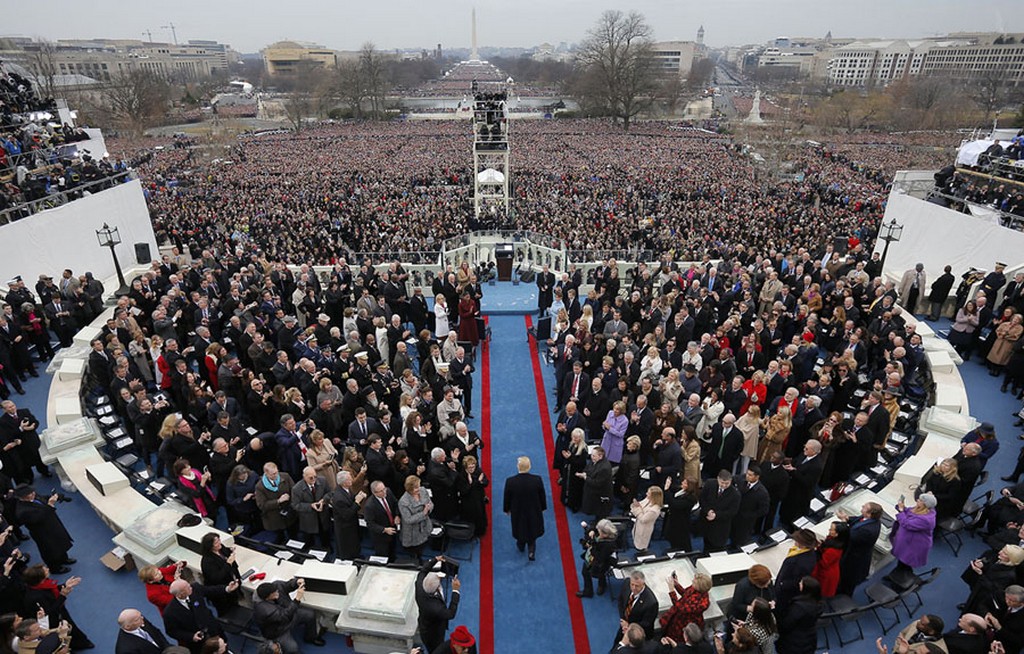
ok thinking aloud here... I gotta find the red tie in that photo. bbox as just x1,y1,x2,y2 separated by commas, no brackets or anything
381,498,394,525
572,375,579,398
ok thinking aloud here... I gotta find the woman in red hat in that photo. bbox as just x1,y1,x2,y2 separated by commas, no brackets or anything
431,624,477,654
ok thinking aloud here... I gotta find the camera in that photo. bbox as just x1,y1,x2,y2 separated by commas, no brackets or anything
53,493,73,504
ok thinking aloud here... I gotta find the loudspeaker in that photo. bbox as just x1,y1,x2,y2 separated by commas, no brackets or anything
134,242,152,264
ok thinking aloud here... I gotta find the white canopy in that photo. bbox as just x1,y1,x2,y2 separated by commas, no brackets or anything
476,168,505,184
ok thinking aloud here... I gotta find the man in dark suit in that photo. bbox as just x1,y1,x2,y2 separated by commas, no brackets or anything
43,293,76,348
612,570,659,646
347,408,381,453
13,485,73,571
449,347,475,418
362,480,400,561
115,608,181,654
502,455,547,561
87,338,114,391
291,466,332,549
559,361,591,413
553,402,584,473
836,501,882,596
408,287,430,334
331,470,366,560
779,439,826,527
651,427,682,490
758,451,790,534
205,391,240,425
699,470,741,552
704,413,744,478
536,264,555,315
552,336,578,412
0,401,48,483
415,556,462,653
162,580,227,653
626,395,656,463
863,391,891,452
988,585,1024,654
731,466,770,547
941,613,990,654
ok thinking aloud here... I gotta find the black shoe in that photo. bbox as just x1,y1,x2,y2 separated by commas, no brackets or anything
596,585,607,596
957,603,967,611
576,590,593,598
39,469,52,478
78,642,96,650
18,376,27,383
15,389,24,395
1003,476,1018,482
304,636,326,647
528,552,536,561
64,558,76,564
51,565,71,574
1003,385,1010,393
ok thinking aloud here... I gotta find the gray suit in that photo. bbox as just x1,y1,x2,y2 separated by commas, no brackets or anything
291,477,332,546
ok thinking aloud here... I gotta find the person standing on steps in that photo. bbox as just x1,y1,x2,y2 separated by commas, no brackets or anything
503,456,546,561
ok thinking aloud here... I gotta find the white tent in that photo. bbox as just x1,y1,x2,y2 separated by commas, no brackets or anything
476,168,505,184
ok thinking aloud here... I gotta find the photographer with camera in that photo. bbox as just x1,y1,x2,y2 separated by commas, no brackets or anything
253,578,325,653
13,485,75,573
575,519,617,598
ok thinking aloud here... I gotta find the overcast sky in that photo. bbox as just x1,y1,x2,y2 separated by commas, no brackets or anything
5,0,1023,53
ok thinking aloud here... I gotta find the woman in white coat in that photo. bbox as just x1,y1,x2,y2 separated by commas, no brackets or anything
434,294,450,339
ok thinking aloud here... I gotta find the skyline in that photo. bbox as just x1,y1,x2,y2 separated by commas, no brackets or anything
3,0,1024,54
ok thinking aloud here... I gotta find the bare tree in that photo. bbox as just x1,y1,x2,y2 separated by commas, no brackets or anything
574,10,659,130
359,43,389,119
99,69,170,136
26,41,61,101
332,59,367,118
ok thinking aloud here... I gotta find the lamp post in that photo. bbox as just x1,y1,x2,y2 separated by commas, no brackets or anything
96,223,129,296
877,217,904,277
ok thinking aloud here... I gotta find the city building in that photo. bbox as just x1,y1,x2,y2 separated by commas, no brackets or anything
650,41,706,78
4,38,238,82
262,41,338,76
826,33,1024,87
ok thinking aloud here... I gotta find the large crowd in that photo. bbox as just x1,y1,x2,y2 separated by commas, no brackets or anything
0,111,1019,653
130,118,942,265
0,63,132,220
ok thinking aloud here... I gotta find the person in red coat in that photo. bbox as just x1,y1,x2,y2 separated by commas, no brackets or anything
138,560,185,615
811,521,849,597
457,293,479,346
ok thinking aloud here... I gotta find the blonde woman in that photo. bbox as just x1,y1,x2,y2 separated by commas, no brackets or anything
921,458,962,523
735,404,761,474
434,294,450,338
758,405,791,463
306,429,340,490
659,368,684,410
630,485,664,552
638,347,663,384
156,414,181,479
698,390,725,441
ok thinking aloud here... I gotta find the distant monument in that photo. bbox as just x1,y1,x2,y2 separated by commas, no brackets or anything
746,90,765,124
470,8,480,61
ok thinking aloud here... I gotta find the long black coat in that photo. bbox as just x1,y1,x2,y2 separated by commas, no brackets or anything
331,486,363,560
698,483,740,551
663,488,697,551
776,595,823,654
415,559,461,653
503,472,546,543
14,499,72,567
838,516,880,595
774,549,817,613
779,454,824,525
581,458,613,518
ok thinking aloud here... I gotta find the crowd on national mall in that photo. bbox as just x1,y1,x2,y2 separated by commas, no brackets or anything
6,60,1024,654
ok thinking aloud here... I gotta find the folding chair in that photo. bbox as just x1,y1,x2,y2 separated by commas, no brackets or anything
827,595,867,646
865,582,902,634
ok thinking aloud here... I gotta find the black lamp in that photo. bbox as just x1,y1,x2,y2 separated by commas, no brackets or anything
96,223,129,296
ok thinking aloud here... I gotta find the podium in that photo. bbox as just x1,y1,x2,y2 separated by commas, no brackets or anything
495,243,514,281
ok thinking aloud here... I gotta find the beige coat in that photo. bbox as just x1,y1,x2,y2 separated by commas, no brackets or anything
988,321,1023,367
631,498,662,550
682,439,701,482
735,412,761,459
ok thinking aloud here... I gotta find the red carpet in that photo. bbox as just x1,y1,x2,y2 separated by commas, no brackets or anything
524,315,591,654
478,318,494,653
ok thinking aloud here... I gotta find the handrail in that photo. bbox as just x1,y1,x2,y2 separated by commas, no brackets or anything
0,171,133,226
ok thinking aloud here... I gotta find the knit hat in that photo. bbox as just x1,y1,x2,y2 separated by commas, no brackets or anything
918,493,937,510
256,582,277,599
450,625,475,648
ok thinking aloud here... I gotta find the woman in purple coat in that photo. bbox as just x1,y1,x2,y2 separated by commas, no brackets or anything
599,401,629,464
889,492,937,577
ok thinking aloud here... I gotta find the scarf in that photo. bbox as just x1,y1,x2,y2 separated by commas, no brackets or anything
261,474,280,492
179,472,214,517
31,577,60,599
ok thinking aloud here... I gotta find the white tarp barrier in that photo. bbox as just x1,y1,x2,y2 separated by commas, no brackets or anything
956,139,993,167
875,191,1024,281
0,179,157,287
